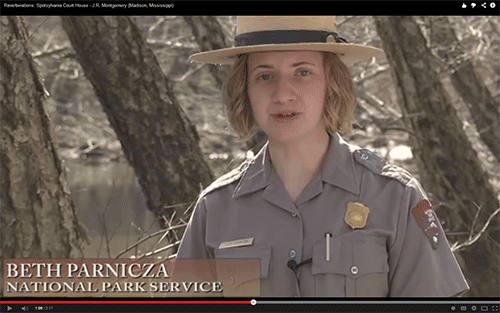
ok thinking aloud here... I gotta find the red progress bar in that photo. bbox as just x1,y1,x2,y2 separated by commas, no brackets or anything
0,300,251,304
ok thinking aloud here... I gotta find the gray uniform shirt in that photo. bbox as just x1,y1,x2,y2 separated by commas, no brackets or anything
177,133,469,297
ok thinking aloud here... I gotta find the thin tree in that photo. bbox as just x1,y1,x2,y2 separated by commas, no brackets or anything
1,16,86,260
374,16,499,297
182,16,230,88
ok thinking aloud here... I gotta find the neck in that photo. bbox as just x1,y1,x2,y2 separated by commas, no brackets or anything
268,131,330,199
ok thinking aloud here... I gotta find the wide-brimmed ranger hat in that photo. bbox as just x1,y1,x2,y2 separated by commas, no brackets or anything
189,16,385,65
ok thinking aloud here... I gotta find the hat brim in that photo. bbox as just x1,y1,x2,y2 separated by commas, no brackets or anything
189,43,385,65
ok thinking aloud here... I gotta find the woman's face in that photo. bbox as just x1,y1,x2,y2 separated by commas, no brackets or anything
247,51,327,143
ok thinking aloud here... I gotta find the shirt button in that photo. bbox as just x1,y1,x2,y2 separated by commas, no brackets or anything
361,153,369,160
350,265,359,275
289,249,296,259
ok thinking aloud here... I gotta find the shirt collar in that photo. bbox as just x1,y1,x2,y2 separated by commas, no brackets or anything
233,133,360,198
233,141,272,198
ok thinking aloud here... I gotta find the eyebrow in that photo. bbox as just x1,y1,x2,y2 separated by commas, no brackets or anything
250,61,317,73
291,61,317,67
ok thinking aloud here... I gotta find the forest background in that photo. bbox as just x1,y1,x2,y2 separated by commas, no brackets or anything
1,15,499,297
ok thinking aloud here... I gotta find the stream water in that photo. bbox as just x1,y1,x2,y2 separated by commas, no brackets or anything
63,158,164,259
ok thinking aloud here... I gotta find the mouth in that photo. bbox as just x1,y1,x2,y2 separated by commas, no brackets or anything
271,112,301,122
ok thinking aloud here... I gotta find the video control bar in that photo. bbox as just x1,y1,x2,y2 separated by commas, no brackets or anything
1,300,499,313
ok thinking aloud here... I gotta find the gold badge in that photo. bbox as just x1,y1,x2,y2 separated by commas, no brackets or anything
345,202,370,229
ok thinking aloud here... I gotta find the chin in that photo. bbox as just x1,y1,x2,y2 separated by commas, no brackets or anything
267,128,310,144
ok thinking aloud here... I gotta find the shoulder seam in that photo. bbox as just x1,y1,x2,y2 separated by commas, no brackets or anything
353,148,414,186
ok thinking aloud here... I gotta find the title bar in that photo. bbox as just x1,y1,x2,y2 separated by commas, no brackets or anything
1,1,499,15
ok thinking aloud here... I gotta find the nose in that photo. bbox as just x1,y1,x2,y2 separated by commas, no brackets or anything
272,76,296,104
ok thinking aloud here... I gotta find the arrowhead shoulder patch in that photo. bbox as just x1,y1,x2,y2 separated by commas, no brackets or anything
412,199,440,249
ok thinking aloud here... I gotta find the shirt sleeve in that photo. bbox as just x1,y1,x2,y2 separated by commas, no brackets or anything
174,197,219,285
176,197,211,259
388,178,470,297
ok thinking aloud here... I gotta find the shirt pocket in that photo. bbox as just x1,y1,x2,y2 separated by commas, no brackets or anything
312,234,389,297
214,245,271,296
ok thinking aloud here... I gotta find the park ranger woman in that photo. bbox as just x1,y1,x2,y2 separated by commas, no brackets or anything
176,16,469,297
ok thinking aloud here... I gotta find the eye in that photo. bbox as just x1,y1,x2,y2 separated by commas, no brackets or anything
258,73,272,81
297,69,311,77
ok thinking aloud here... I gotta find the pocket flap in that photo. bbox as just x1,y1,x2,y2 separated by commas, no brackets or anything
214,245,271,284
312,234,388,279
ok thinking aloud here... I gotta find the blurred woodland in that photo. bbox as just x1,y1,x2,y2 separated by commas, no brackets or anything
1,16,499,296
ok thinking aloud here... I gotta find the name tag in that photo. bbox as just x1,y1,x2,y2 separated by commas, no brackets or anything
218,238,254,250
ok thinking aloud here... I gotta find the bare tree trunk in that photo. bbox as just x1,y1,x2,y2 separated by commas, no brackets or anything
428,16,500,162
374,16,499,297
60,16,213,243
183,16,268,154
1,16,85,260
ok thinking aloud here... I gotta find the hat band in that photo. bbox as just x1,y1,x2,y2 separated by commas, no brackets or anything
234,30,348,47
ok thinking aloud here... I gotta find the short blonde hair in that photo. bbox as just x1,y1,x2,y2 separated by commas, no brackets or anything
222,52,356,138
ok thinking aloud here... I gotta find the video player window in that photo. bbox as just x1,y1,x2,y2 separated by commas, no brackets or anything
1,3,499,312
